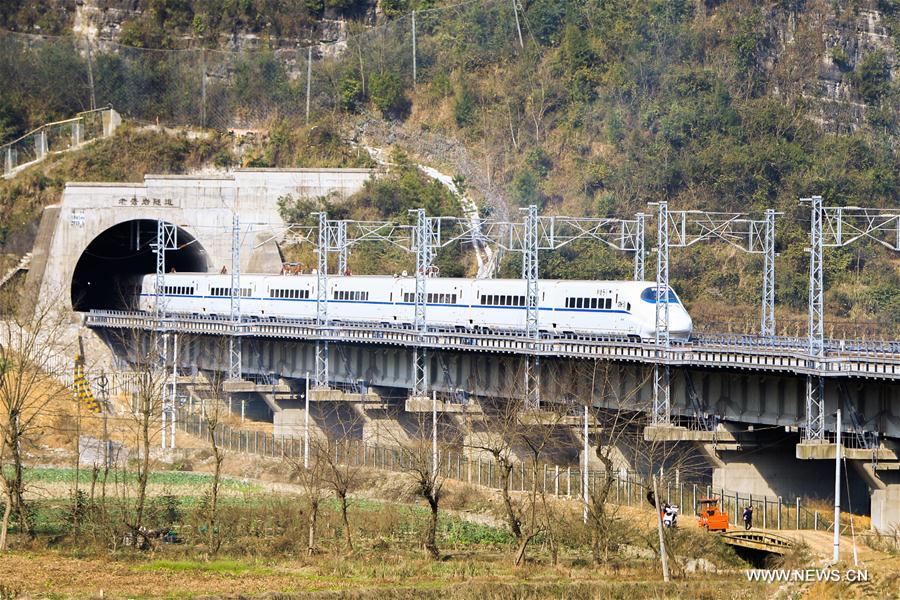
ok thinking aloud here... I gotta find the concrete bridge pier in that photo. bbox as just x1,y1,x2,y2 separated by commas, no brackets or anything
697,434,871,515
797,442,900,534
854,465,900,534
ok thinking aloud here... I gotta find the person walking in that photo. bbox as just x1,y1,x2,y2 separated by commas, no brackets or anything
742,505,753,530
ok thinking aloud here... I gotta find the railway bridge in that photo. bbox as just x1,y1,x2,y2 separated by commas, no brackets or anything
24,173,900,532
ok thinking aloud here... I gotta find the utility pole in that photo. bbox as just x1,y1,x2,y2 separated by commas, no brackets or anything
161,333,168,449
411,11,417,87
304,371,310,469
833,408,842,563
583,404,589,524
305,46,312,125
432,390,438,479
653,473,670,582
511,0,524,49
170,332,177,449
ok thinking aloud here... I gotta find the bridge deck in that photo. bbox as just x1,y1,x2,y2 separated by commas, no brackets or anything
85,310,900,381
719,530,794,555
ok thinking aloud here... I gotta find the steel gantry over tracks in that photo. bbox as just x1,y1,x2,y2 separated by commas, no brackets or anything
104,198,900,445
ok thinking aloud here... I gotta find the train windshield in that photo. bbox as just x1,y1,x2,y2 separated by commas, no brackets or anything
640,286,679,304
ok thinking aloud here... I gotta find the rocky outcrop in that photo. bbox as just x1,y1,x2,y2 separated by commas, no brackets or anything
763,0,896,132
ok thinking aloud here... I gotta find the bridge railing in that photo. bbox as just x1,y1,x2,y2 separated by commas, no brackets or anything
86,310,900,381
175,408,832,531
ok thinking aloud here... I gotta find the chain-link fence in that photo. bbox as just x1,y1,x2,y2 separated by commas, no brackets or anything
176,407,836,532
0,0,523,133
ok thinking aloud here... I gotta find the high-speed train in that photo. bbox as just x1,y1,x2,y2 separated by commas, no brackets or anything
138,274,693,340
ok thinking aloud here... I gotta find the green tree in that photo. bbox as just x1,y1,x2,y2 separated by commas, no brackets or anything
853,50,891,102
339,73,364,113
452,84,476,127
369,72,408,118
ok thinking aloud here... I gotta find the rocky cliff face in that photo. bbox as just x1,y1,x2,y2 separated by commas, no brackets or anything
70,0,376,49
763,1,896,132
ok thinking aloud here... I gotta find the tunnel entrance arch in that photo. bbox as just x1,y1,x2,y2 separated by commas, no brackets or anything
71,219,209,311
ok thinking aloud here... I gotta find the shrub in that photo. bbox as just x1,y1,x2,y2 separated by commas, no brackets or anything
853,50,891,102
369,71,408,118
452,84,476,127
339,74,365,113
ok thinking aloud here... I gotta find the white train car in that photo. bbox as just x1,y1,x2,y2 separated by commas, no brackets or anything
138,273,693,340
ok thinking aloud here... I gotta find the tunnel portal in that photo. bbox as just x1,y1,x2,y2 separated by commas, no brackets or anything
71,219,209,311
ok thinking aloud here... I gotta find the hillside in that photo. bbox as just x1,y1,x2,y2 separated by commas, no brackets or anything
0,0,898,336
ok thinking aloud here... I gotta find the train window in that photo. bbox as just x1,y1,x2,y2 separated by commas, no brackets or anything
640,286,678,303
606,298,612,309
590,298,597,309
576,298,583,309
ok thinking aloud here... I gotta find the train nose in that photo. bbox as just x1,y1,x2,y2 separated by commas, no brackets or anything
670,309,693,339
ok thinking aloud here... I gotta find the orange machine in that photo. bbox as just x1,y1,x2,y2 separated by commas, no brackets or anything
697,498,729,532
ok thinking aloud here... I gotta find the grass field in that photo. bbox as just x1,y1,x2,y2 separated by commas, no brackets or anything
1,466,895,599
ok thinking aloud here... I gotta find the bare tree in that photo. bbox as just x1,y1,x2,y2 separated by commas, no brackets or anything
387,404,460,560
0,441,9,551
0,291,73,543
197,366,228,555
316,403,365,552
286,440,328,556
105,327,168,547
463,362,563,566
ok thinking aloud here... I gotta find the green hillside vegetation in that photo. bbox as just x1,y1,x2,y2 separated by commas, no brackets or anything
0,0,897,335
0,120,372,254
398,0,900,335
278,147,466,277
